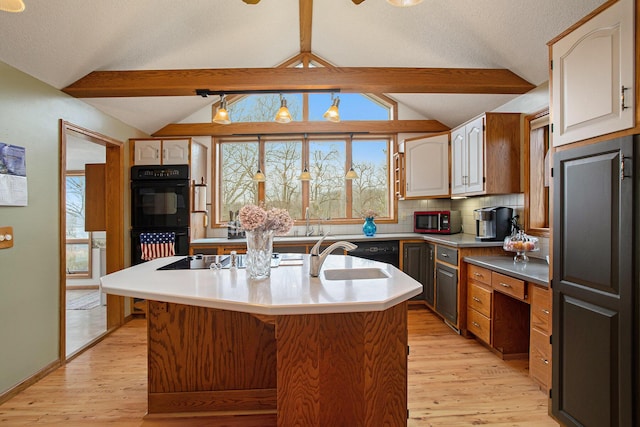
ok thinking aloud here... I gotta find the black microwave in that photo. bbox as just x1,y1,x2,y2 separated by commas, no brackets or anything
414,210,462,234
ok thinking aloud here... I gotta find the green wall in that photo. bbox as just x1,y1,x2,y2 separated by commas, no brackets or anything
0,61,146,395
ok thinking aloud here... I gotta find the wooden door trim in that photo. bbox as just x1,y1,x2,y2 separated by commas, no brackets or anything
59,120,125,363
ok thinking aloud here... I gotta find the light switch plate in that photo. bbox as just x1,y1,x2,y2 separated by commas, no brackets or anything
0,226,14,249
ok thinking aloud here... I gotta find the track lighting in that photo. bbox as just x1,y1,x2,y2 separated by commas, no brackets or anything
0,0,25,12
323,94,340,123
274,94,292,123
386,0,423,6
213,94,231,124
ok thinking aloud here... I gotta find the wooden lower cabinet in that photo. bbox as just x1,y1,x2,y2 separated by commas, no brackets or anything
465,261,552,390
529,284,552,392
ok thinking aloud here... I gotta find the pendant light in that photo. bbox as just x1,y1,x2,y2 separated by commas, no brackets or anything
213,94,231,124
0,0,25,12
323,94,341,123
253,136,266,182
274,94,292,123
386,0,423,6
345,164,358,180
299,134,312,180
345,134,358,180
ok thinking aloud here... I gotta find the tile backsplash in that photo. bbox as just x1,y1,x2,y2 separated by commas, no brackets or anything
205,193,549,260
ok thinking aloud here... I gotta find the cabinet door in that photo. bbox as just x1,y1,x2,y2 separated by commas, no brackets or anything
435,262,458,325
465,116,484,193
552,136,634,426
405,134,449,198
134,140,161,165
424,243,435,306
450,127,466,194
551,0,634,147
403,243,426,301
162,139,190,165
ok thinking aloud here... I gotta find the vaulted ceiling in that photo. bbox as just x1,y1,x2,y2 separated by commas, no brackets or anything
0,0,605,135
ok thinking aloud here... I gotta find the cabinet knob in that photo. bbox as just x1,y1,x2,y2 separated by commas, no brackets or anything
541,358,549,365
471,321,481,328
541,309,550,315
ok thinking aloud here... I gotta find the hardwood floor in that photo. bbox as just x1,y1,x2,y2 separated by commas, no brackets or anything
0,306,557,426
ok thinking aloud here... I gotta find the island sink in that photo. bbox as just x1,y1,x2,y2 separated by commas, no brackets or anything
323,267,390,281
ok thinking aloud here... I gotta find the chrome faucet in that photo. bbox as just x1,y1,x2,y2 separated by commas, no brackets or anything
305,207,314,236
309,234,357,277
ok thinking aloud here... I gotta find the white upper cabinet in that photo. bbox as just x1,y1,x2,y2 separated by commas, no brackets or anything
451,116,484,195
132,139,190,165
404,133,450,198
551,0,634,146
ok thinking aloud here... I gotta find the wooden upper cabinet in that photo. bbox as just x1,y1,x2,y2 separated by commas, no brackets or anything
84,163,106,231
404,133,449,198
132,138,190,165
550,0,635,147
451,113,520,196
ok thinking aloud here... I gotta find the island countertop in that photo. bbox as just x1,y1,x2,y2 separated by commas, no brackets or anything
100,254,422,315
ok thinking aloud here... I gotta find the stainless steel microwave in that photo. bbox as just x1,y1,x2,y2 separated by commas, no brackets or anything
414,210,462,234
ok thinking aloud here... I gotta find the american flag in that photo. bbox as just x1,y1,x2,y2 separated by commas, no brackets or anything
140,232,175,261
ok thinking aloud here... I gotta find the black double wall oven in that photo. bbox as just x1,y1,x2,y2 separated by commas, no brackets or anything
130,165,190,265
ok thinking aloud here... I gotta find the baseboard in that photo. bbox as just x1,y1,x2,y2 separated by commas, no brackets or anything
0,359,61,405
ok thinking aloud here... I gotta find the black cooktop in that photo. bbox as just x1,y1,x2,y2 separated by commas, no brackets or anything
158,254,281,270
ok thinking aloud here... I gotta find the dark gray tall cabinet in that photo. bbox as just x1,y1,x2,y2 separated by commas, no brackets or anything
552,136,638,427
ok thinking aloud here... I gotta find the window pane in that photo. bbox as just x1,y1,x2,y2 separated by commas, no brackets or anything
265,140,303,219
220,142,259,221
309,140,346,219
228,93,303,122
66,242,90,274
66,176,89,239
351,140,389,218
309,93,390,121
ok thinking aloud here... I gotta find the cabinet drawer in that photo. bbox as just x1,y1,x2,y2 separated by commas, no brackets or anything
467,264,491,286
530,285,551,333
436,246,458,265
467,308,491,344
491,272,526,301
468,282,492,318
530,328,552,389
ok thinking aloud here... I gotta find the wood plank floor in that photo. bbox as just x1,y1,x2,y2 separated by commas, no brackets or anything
0,306,558,426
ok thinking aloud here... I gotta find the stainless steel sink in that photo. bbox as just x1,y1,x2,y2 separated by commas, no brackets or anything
322,268,390,281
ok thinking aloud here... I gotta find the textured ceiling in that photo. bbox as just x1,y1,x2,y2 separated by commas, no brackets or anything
0,0,606,134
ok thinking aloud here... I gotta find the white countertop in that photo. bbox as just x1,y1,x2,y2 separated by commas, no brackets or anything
191,232,505,248
101,254,422,315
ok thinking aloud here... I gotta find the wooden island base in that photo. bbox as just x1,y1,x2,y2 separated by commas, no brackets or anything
147,300,409,426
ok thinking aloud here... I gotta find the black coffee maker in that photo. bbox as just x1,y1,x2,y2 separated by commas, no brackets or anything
474,207,513,241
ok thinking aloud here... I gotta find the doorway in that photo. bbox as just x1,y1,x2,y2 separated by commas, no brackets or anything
59,120,125,361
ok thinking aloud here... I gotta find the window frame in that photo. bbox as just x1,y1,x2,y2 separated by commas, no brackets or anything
65,171,93,278
213,134,395,226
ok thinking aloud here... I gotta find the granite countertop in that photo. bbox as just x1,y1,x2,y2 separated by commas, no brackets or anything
463,255,550,287
101,254,422,315
191,232,504,248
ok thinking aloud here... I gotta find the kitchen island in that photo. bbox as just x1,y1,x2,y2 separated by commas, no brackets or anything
101,254,422,426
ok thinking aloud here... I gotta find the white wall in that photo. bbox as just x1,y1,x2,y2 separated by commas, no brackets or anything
0,61,147,396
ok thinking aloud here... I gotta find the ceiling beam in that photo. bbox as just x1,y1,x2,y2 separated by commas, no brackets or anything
152,120,450,137
299,0,312,53
62,67,535,98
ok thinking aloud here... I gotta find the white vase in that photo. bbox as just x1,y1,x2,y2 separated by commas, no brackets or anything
245,229,274,279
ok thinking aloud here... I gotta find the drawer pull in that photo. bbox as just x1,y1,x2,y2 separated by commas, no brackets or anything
499,282,511,288
471,321,481,328
473,272,483,278
472,297,482,303
441,253,449,257
541,358,549,365
541,309,550,315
